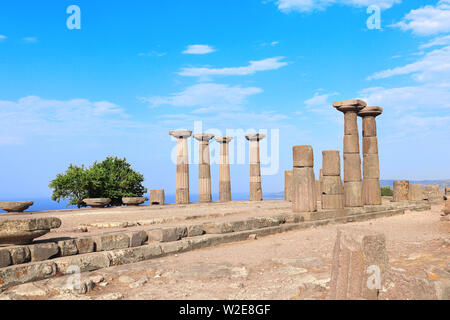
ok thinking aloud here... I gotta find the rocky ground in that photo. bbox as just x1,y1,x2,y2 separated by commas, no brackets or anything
1,203,448,300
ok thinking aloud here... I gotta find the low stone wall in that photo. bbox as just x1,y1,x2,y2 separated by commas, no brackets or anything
0,201,431,291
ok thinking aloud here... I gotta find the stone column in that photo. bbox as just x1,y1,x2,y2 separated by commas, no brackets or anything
169,130,192,204
333,100,366,207
194,134,215,203
245,134,266,201
215,137,233,202
321,151,344,210
358,106,383,205
292,145,317,213
393,180,409,202
408,184,423,201
285,170,293,202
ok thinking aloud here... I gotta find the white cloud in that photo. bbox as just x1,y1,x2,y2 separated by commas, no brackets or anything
274,0,400,13
0,35,6,42
303,92,339,115
142,83,262,110
367,45,450,82
178,57,288,77
393,0,450,36
138,51,167,57
23,37,38,43
182,44,216,55
419,34,450,49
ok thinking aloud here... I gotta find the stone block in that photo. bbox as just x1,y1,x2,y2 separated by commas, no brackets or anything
321,194,344,210
363,154,380,179
293,145,314,167
362,137,378,154
54,252,111,274
292,167,317,213
57,239,78,257
29,242,59,262
362,116,377,137
362,179,382,205
344,111,359,136
7,246,30,265
187,225,204,237
75,238,95,254
147,227,179,242
343,153,362,182
93,233,130,251
393,181,409,202
423,185,443,200
344,182,363,207
329,228,389,300
321,176,344,195
343,135,360,154
408,184,423,201
150,189,165,205
0,249,11,268
285,170,293,201
0,261,56,292
322,151,341,176
108,245,163,266
126,230,148,247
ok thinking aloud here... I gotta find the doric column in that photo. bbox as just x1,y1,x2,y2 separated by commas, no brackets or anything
194,134,214,203
285,170,293,202
169,130,192,204
245,134,266,201
333,99,366,207
215,136,233,202
292,145,317,213
358,106,383,205
321,150,344,209
393,180,409,202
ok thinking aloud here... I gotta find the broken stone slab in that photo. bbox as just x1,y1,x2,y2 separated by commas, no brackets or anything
0,249,11,268
7,246,31,264
0,260,56,292
329,227,389,300
187,224,204,237
125,230,148,247
0,201,34,213
29,242,59,262
93,233,130,251
0,217,62,245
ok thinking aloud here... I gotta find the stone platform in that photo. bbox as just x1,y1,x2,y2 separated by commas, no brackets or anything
0,200,433,291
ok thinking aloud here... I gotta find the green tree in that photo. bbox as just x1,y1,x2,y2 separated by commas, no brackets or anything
49,157,147,208
381,186,393,197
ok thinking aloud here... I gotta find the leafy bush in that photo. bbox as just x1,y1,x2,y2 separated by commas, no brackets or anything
50,157,147,208
381,186,393,197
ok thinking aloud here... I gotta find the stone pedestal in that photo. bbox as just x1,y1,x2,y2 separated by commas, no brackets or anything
285,170,293,202
358,106,383,205
150,189,165,205
245,134,266,201
292,146,317,213
408,184,423,201
169,130,192,204
0,217,62,245
194,134,215,203
333,100,366,207
321,151,344,210
393,181,409,202
423,185,442,200
215,137,233,202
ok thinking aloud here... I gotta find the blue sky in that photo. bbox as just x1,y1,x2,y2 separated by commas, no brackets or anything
0,0,449,199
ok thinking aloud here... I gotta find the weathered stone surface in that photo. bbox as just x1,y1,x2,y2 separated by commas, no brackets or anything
147,227,179,242
8,246,30,264
362,179,382,205
322,195,344,210
329,228,388,300
194,134,214,203
93,234,130,251
108,245,163,266
343,154,362,182
0,261,56,291
423,185,443,200
160,240,191,254
343,135,360,154
362,116,377,137
322,151,340,176
170,130,191,204
344,182,363,207
150,189,165,205
0,201,33,213
321,176,344,195
126,230,148,247
75,238,95,254
408,184,423,201
362,154,380,179
247,135,265,201
122,197,146,206
82,198,111,208
187,225,204,237
293,167,317,213
201,222,231,234
379,270,439,300
343,112,359,136
0,217,61,245
57,239,78,257
0,249,11,267
285,170,293,202
54,252,111,274
29,242,59,262
293,145,314,167
217,137,233,202
393,181,409,202
362,137,378,155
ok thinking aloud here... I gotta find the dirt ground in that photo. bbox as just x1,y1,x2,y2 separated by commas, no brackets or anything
1,203,448,300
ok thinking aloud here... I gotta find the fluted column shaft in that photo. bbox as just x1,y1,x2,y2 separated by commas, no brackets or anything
194,134,214,203
246,134,266,201
321,150,344,209
292,145,317,213
169,130,192,204
216,137,233,202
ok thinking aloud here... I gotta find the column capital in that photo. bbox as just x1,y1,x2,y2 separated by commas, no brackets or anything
169,130,192,139
215,136,233,143
358,106,383,118
333,99,367,113
245,133,266,141
193,133,215,142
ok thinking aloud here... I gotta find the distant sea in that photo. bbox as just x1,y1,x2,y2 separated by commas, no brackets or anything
0,192,284,213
